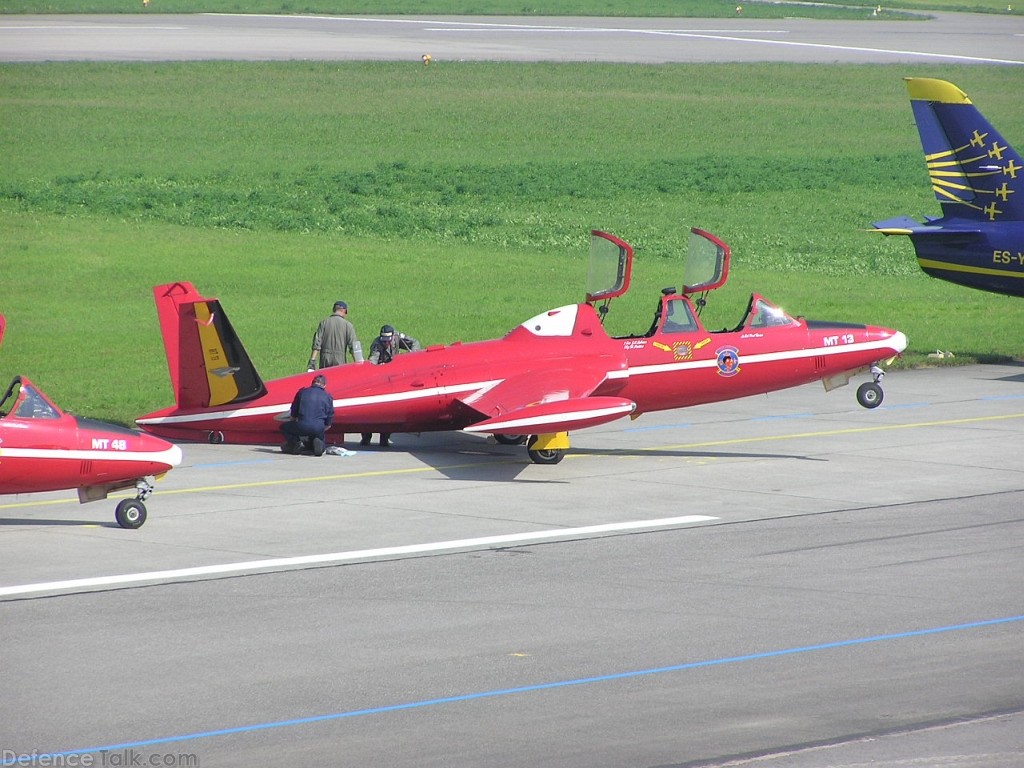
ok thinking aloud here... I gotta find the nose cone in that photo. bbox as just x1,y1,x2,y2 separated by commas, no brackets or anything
890,330,909,354
162,441,184,470
140,433,183,472
864,326,908,357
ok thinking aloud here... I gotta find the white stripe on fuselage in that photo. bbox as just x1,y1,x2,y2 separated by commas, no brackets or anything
0,445,183,466
627,336,904,377
136,380,504,426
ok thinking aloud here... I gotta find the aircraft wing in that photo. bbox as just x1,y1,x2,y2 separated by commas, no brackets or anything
463,396,635,435
458,367,634,435
871,216,983,236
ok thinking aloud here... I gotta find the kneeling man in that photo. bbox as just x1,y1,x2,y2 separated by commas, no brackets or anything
281,374,334,456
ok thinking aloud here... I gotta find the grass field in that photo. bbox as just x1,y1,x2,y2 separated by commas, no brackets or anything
2,61,1023,426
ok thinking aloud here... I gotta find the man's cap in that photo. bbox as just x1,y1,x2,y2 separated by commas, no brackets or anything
333,300,348,311
380,324,395,335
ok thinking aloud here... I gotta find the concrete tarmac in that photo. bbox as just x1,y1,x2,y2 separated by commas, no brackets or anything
2,11,1022,765
1,11,1023,65
2,363,1022,766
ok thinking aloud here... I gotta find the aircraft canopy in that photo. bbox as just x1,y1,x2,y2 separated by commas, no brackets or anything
683,228,730,295
585,230,633,303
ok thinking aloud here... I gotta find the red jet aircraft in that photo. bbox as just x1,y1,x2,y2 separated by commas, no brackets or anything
137,229,907,464
0,314,182,528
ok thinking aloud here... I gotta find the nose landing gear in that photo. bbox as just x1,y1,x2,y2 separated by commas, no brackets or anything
856,365,886,409
114,477,155,529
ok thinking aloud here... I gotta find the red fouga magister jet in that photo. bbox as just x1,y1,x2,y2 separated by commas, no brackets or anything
137,229,907,465
0,314,182,528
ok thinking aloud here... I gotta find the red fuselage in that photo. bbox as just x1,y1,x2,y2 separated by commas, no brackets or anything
0,377,182,496
137,297,907,446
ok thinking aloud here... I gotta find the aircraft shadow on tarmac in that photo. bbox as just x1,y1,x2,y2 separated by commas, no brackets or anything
994,366,1024,384
246,429,819,483
250,435,542,482
0,517,119,528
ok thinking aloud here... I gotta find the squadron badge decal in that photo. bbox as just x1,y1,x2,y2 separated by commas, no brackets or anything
716,346,740,377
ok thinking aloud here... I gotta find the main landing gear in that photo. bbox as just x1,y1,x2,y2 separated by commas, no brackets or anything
856,365,886,409
527,435,565,465
492,432,570,464
114,478,155,529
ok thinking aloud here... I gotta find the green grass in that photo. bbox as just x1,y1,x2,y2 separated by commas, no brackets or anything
2,62,1022,426
0,0,1019,16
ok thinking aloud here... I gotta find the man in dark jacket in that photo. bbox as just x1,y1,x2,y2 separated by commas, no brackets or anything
361,324,421,447
280,374,334,456
367,324,421,365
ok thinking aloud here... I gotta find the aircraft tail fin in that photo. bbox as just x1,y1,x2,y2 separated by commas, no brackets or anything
152,282,266,410
0,313,5,349
906,77,1024,222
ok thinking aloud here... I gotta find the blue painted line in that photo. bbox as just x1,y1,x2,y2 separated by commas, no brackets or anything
980,394,1024,401
880,402,930,410
11,614,1022,763
750,413,814,422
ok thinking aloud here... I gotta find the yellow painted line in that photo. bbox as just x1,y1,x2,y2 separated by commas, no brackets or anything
162,462,476,495
651,411,1024,452
0,497,81,510
2,412,1022,511
0,459,515,510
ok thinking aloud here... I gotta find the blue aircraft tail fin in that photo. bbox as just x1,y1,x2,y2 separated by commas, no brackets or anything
906,77,1023,222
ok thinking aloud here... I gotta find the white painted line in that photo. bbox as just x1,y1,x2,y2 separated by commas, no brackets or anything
0,515,717,598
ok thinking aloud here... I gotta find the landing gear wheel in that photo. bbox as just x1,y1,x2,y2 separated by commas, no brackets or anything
856,381,883,409
495,434,528,446
527,436,565,465
115,499,148,529
208,431,225,444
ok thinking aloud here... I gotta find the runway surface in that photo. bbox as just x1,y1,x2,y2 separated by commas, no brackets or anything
2,11,1024,64
2,363,1023,766
3,10,1024,766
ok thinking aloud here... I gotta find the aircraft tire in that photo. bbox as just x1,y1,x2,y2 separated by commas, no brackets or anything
115,499,148,529
495,434,528,445
527,447,565,465
856,381,884,409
